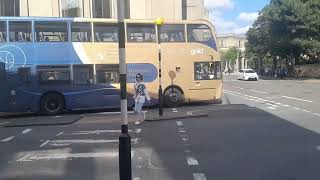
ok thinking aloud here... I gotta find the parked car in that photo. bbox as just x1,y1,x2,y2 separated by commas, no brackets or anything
237,69,259,81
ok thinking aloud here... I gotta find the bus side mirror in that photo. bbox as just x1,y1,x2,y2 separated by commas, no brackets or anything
0,62,6,82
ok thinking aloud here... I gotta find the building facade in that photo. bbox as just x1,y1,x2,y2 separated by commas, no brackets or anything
217,33,248,72
0,0,208,20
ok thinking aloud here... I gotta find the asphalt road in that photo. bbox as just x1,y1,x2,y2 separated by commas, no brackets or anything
0,76,320,180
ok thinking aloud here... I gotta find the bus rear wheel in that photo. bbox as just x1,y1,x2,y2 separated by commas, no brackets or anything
164,87,183,108
40,93,65,116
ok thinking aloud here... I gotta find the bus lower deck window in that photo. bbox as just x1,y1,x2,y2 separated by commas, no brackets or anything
96,64,120,84
73,65,94,84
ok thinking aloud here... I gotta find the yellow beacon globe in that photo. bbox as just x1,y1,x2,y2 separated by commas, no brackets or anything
155,17,165,25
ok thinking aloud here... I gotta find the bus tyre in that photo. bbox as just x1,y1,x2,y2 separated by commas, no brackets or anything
40,93,64,116
164,87,183,108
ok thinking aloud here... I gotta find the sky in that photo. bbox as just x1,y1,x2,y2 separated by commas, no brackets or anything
204,0,270,34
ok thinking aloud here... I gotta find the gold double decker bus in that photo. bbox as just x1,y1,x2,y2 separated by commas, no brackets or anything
0,17,222,115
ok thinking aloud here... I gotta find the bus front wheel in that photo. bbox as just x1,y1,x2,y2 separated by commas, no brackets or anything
40,93,65,116
164,87,183,108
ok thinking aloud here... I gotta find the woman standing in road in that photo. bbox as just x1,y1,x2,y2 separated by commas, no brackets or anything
133,73,151,125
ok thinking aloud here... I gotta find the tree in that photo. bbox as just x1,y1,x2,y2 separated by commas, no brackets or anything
246,0,320,72
221,47,238,70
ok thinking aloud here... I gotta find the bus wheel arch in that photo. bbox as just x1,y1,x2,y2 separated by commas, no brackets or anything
163,85,184,108
40,92,65,116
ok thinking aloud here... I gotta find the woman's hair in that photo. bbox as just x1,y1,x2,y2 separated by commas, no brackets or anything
136,73,143,81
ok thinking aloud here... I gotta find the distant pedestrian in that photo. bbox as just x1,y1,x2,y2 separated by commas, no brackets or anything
133,73,151,125
228,68,231,75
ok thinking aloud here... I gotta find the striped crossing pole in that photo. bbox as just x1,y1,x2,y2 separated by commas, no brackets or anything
117,0,131,180
155,18,165,116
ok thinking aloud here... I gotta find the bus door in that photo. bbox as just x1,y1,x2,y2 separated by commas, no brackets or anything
0,62,9,112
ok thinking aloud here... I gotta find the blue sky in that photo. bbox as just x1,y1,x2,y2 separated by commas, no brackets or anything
204,0,269,34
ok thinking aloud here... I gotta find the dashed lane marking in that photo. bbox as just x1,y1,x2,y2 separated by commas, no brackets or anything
250,89,269,94
282,96,313,103
0,122,9,125
22,129,32,135
186,156,199,166
193,173,207,180
176,121,183,126
56,132,63,137
1,136,15,142
40,140,50,147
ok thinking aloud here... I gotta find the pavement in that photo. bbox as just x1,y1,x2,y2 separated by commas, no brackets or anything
0,75,320,180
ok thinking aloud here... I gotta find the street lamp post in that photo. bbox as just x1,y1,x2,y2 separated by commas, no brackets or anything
155,18,165,116
117,0,131,180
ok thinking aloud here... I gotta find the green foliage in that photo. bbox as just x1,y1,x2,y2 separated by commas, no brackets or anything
246,0,320,67
222,47,238,64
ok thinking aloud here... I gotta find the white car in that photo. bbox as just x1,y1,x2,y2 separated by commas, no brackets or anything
238,69,259,81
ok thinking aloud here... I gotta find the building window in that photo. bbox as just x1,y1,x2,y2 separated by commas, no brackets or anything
9,21,32,42
61,0,83,17
127,24,156,43
0,0,19,16
0,21,7,42
160,25,185,43
35,21,68,42
72,22,92,42
93,0,111,18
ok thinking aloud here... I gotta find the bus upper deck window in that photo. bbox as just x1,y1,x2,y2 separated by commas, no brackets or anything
160,24,185,43
72,22,92,42
35,22,68,42
188,24,216,49
127,24,156,43
0,21,7,42
94,23,118,42
9,21,32,42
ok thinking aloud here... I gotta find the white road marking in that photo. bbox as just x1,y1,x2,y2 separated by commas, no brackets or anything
186,156,199,166
50,139,135,144
179,130,187,133
250,89,269,94
193,173,207,180
293,107,301,110
267,107,277,110
40,140,50,147
22,129,32,135
56,132,63,137
316,146,320,151
17,153,32,162
17,152,120,161
1,136,15,142
266,103,279,108
172,108,178,113
176,121,183,126
282,96,313,103
187,111,193,115
65,129,142,135
313,113,320,116
0,122,9,125
133,177,141,180
302,110,311,113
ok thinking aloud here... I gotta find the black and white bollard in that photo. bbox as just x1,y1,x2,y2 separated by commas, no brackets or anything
117,0,131,179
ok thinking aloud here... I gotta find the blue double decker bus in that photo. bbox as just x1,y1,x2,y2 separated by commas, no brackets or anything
0,16,222,115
